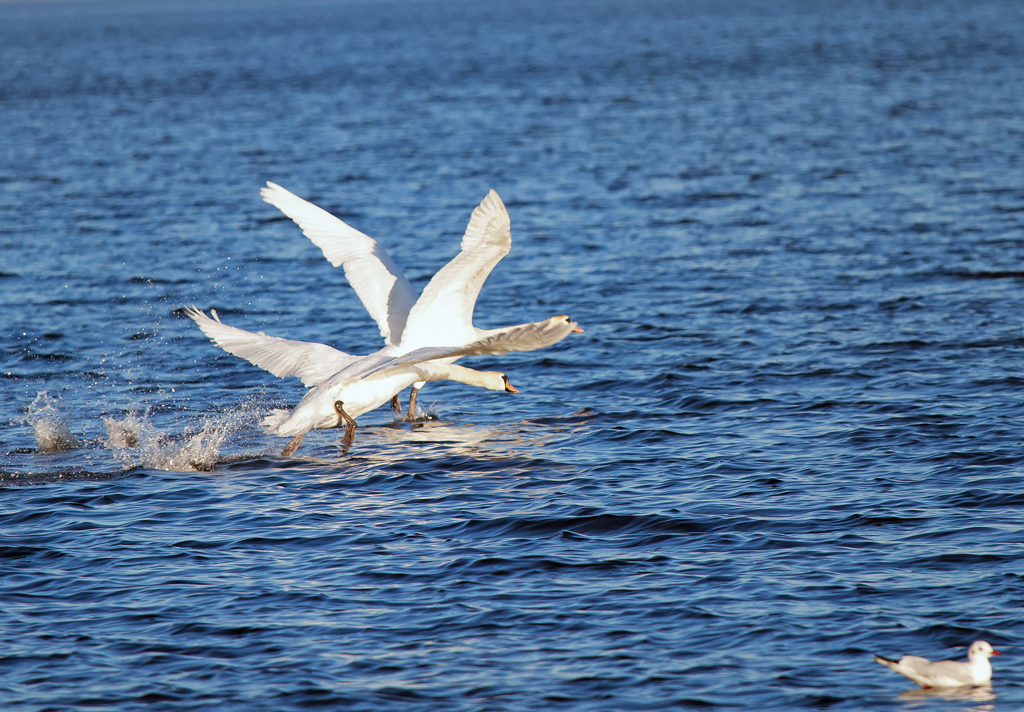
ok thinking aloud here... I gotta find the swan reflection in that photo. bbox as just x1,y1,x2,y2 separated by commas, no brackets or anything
348,409,598,464
371,419,559,454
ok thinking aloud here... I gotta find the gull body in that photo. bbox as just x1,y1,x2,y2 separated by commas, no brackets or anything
875,640,1001,688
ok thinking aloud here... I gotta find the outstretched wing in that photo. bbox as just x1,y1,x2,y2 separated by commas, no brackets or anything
333,314,580,382
399,190,511,348
185,306,359,387
260,181,418,346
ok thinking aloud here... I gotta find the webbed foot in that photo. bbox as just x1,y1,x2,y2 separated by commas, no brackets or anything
335,400,358,454
281,433,305,457
407,386,419,420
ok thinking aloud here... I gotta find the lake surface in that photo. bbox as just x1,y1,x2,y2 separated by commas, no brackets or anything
2,0,1024,709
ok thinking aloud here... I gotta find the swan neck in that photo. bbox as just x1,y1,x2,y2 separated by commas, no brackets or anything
413,362,504,390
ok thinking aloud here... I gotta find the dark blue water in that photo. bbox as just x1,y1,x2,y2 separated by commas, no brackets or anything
3,0,1024,708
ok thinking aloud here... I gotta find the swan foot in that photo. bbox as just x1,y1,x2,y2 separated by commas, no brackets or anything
390,394,402,416
335,401,358,454
407,386,419,420
281,433,305,457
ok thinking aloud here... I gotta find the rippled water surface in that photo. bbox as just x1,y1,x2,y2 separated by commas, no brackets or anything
3,0,1024,709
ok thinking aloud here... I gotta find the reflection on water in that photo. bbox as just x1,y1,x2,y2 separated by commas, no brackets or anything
897,684,995,711
368,412,594,459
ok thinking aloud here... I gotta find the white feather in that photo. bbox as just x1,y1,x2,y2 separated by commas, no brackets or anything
260,182,417,346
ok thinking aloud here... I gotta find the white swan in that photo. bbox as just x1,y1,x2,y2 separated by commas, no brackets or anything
260,182,560,416
187,186,583,455
270,362,515,456
875,641,1001,688
266,314,578,455
185,307,578,455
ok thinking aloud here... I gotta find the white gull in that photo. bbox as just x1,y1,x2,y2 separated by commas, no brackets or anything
875,640,1001,688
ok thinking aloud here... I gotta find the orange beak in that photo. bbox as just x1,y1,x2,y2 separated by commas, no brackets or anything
502,375,519,394
992,650,1002,656
572,325,584,333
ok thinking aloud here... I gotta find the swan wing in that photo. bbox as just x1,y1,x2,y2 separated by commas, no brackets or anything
314,352,398,385
260,181,418,346
341,315,580,381
434,314,580,358
399,190,511,348
185,306,360,387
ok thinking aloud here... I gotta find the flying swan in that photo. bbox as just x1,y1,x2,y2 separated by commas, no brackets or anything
187,187,582,455
260,182,562,417
186,307,578,455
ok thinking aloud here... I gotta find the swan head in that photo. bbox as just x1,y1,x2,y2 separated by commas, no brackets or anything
969,641,1000,662
473,371,519,392
501,374,519,394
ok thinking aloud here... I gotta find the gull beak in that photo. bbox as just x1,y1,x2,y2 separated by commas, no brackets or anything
502,375,519,394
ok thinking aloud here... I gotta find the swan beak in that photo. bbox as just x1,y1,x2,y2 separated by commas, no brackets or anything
572,325,584,333
502,375,519,394
992,650,1002,656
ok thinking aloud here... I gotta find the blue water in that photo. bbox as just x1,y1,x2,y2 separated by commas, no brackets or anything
3,0,1024,708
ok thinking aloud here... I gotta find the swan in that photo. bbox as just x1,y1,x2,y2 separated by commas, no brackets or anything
186,186,583,455
260,182,571,417
270,361,518,457
875,641,1001,688
185,307,579,455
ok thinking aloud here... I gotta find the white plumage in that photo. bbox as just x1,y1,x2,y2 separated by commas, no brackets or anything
875,640,1001,688
187,186,583,454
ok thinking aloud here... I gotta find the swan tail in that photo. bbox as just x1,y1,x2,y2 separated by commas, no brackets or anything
262,408,292,433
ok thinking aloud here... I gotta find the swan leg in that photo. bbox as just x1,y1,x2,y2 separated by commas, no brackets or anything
390,394,402,417
335,400,358,454
281,433,305,457
407,386,419,420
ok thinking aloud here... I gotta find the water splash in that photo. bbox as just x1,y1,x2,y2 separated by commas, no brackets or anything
136,419,233,472
25,391,82,453
103,411,153,449
113,402,267,472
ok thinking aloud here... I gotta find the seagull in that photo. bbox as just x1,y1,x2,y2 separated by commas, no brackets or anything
260,182,557,418
875,640,1001,688
186,307,578,455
